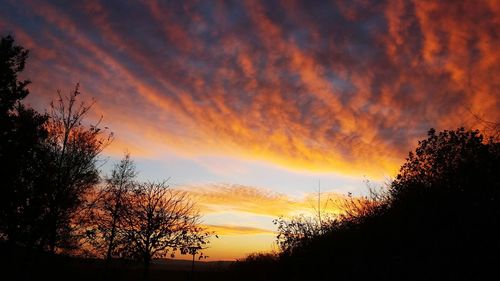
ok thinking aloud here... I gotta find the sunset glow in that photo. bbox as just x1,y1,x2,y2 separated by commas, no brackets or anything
1,0,498,260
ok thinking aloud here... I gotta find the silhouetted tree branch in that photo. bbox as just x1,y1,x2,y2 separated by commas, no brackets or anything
40,85,114,253
118,181,212,280
86,153,137,267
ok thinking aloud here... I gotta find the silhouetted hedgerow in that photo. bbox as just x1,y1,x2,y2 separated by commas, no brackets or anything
232,127,499,281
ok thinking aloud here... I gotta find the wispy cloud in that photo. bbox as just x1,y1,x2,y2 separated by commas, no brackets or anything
180,183,347,218
204,224,274,236
1,0,498,178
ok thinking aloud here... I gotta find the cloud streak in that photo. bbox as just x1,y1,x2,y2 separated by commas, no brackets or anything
1,0,498,177
180,183,347,218
204,224,274,236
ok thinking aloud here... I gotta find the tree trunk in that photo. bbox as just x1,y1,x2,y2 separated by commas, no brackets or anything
143,255,151,281
105,228,115,267
48,225,57,254
105,201,120,274
104,236,114,280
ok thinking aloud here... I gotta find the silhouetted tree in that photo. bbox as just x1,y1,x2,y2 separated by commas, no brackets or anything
392,128,499,200
86,153,137,266
387,128,500,275
40,86,113,253
0,35,29,114
0,36,113,255
0,35,49,248
119,181,211,280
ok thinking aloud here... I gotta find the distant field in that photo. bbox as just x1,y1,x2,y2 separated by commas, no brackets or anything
152,258,233,271
0,245,233,281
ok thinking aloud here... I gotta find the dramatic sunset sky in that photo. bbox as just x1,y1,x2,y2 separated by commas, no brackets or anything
1,0,499,260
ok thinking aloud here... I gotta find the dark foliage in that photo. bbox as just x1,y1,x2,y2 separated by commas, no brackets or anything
233,128,499,281
0,35,29,114
40,86,113,253
0,38,212,281
0,35,112,254
228,253,280,281
0,35,49,247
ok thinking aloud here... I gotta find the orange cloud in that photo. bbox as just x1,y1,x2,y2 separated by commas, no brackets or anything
185,184,358,260
180,183,347,218
204,224,274,236
2,0,498,179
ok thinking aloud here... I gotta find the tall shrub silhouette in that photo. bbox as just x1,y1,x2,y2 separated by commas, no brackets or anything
386,128,500,275
274,190,386,256
269,128,499,281
0,35,29,113
0,35,49,248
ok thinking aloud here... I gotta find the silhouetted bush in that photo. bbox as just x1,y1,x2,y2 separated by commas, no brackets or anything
229,253,280,281
232,127,499,281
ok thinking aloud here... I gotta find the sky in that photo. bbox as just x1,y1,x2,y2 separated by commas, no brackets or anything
1,0,499,260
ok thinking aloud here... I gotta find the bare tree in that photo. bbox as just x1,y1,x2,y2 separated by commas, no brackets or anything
87,153,136,266
42,85,113,253
119,181,211,279
468,110,500,141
